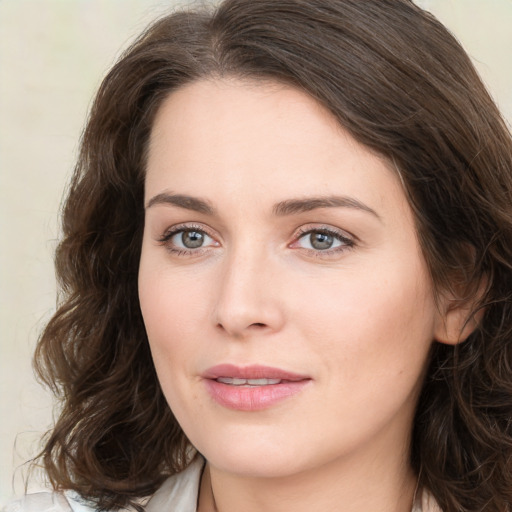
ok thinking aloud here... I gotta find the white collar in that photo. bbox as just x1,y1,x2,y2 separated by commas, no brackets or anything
144,456,442,512
145,456,205,512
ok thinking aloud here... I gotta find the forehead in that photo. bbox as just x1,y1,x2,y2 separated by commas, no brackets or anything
145,78,406,219
148,77,347,157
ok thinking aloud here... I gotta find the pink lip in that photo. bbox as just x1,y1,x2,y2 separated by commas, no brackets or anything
202,364,311,411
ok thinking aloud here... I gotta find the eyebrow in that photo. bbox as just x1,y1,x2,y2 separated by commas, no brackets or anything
145,192,380,220
145,193,215,215
273,196,380,219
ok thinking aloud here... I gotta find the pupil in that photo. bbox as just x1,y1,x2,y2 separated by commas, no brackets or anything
182,231,204,248
310,232,333,250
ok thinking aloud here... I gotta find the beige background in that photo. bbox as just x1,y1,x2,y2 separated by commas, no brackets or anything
1,0,511,504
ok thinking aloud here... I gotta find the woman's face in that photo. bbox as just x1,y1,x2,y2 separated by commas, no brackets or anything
139,79,449,478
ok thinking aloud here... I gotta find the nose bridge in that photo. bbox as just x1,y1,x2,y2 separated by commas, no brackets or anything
213,236,283,337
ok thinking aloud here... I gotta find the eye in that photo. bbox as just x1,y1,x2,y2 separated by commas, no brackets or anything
158,224,218,255
301,231,339,250
293,227,354,253
171,229,213,249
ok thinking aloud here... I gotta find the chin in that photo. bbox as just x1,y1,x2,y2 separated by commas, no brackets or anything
189,423,322,478
205,448,306,478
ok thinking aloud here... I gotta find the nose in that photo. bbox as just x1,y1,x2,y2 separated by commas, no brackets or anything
213,246,285,339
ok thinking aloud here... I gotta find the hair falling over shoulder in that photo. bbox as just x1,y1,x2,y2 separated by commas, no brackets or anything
34,1,512,510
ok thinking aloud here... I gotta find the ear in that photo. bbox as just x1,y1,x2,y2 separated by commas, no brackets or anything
434,280,487,345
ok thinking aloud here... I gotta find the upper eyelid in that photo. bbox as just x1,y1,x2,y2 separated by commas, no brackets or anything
158,222,217,240
293,224,356,242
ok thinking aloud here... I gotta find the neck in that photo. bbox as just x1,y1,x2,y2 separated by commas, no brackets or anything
198,448,417,512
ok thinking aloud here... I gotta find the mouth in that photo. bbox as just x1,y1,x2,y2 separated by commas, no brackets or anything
202,364,311,411
202,363,309,381
215,377,283,386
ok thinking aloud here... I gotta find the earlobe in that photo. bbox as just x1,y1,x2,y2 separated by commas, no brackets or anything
434,281,487,345
434,302,484,345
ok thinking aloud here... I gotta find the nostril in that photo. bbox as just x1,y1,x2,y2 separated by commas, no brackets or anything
250,323,266,328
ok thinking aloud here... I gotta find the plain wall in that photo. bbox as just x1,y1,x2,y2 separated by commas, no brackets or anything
1,0,511,504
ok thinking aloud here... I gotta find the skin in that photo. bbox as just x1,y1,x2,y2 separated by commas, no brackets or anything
138,79,467,512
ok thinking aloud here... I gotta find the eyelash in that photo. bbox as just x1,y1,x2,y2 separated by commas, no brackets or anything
292,226,355,258
157,223,217,257
157,224,355,258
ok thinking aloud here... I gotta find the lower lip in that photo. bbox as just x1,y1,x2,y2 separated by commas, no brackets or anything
204,379,310,411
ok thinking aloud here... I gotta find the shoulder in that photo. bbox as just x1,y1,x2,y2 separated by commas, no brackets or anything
422,492,443,512
411,488,443,512
3,490,100,512
3,493,69,512
3,456,205,512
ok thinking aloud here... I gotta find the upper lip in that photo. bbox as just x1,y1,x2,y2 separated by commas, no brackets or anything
202,364,310,381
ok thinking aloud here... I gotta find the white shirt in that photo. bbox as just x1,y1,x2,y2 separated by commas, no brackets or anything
3,457,204,512
3,457,440,512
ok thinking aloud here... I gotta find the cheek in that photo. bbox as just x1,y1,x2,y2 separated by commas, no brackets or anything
291,259,436,380
138,265,203,413
139,257,209,341
138,254,217,406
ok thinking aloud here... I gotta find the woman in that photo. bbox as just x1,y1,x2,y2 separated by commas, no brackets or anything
6,0,512,511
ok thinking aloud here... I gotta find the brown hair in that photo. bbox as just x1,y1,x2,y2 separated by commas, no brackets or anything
34,1,512,510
